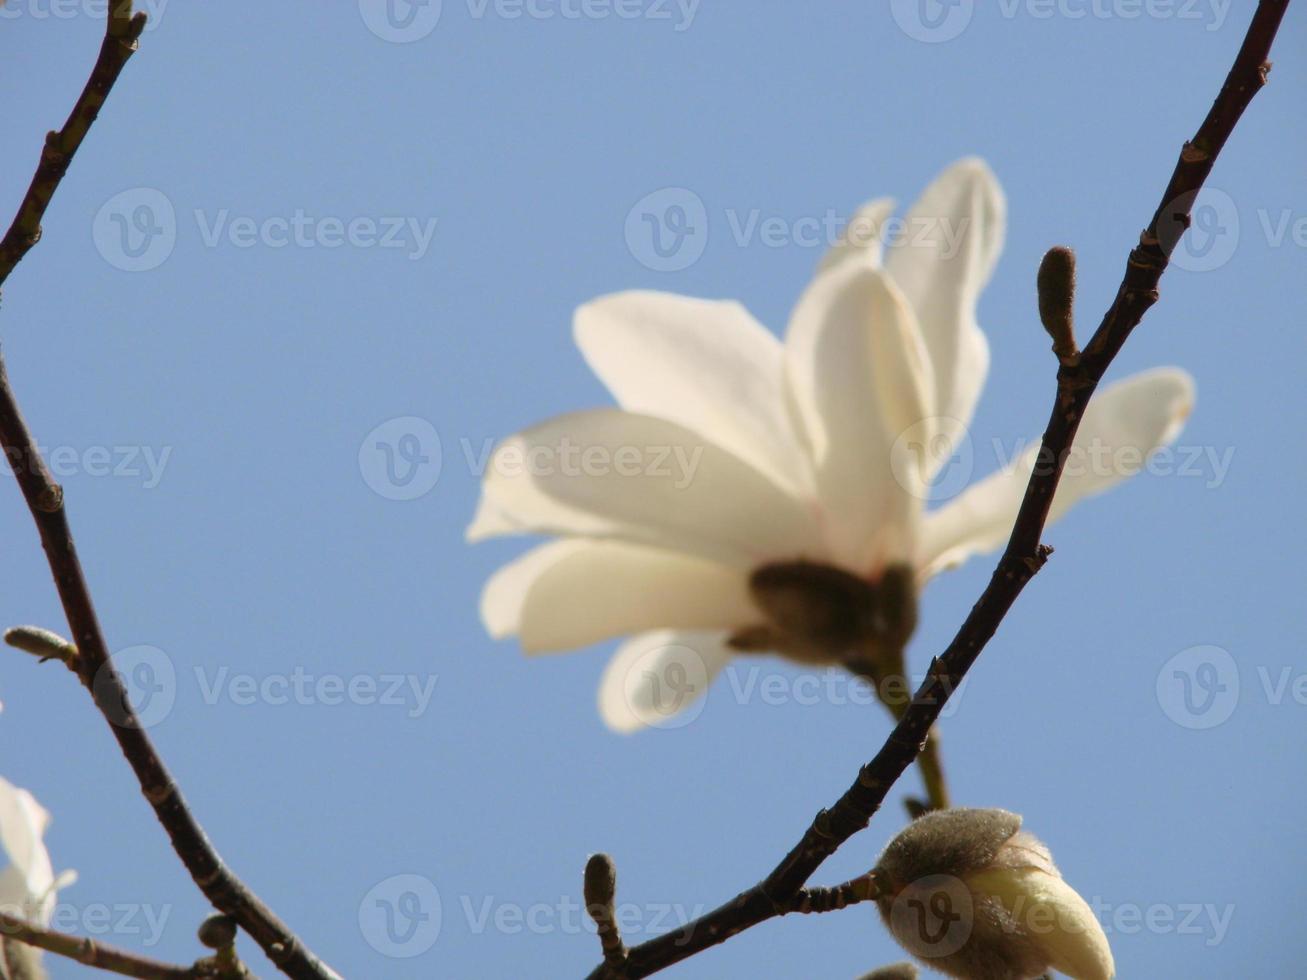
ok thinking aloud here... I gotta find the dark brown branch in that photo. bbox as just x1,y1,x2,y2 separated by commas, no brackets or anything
0,7,341,979
0,359,339,980
0,911,196,980
0,2,144,290
585,1,1291,975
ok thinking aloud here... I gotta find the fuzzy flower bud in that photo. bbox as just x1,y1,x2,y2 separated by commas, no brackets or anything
873,808,1113,980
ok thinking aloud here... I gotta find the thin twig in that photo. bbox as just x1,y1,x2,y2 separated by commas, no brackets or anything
0,358,339,980
0,2,143,290
0,911,196,980
0,7,341,979
784,872,884,915
585,1,1292,974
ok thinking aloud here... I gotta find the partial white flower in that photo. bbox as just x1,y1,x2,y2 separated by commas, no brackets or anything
874,807,1113,980
0,777,76,925
470,158,1195,732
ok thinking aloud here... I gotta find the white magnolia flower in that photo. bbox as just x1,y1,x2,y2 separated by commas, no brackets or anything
874,807,1114,979
470,158,1194,732
0,776,76,925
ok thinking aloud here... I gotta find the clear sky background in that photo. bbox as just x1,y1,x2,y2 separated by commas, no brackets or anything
2,2,1305,978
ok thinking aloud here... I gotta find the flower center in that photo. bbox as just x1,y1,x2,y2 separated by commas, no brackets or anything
727,560,918,668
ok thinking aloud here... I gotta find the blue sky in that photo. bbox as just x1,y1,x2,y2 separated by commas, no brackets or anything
2,2,1305,977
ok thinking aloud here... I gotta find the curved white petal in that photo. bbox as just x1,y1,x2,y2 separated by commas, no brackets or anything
471,409,822,567
784,262,934,573
919,368,1195,578
574,291,812,496
968,867,1115,980
481,539,755,653
480,540,586,640
0,865,29,914
597,630,733,734
0,777,57,922
466,494,525,541
885,158,1004,445
818,197,897,273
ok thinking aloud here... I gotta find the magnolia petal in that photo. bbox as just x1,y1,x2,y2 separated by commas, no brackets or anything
918,368,1195,579
574,291,812,496
818,197,897,273
466,494,525,542
597,630,733,734
784,262,934,572
885,158,1004,443
472,409,821,567
0,777,58,921
0,865,29,916
481,539,755,653
480,540,586,640
968,866,1115,980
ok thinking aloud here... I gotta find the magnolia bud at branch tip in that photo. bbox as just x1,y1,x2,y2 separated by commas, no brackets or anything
584,853,617,910
872,807,1114,980
1037,246,1079,366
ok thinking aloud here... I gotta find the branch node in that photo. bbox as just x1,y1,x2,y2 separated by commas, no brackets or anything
36,483,64,513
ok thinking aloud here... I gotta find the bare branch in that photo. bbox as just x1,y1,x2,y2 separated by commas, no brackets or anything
0,3,144,290
0,6,341,979
585,1,1292,975
0,911,197,980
